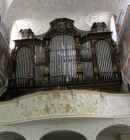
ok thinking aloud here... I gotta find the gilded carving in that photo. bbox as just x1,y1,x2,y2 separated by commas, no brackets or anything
109,45,113,52
11,49,16,59
76,38,79,42
28,80,33,86
94,66,98,74
0,78,3,87
11,73,15,79
77,62,83,72
29,45,34,50
75,38,81,49
43,66,49,74
45,46,50,51
91,47,96,54
44,105,50,114
66,103,72,112
31,50,35,58
28,72,34,78
20,109,32,118
46,41,49,46
75,43,81,49
44,77,49,82
52,93,61,99
106,38,111,44
78,74,83,81
57,22,66,33
91,40,96,46
1,89,130,123
113,65,117,72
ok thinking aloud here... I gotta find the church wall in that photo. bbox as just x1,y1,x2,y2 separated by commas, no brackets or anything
0,22,9,96
0,0,3,20
120,82,129,93
1,89,130,140
120,134,130,140
0,117,130,140
0,90,130,124
118,5,130,67
119,1,130,26
96,135,118,140
118,4,130,92
0,1,130,140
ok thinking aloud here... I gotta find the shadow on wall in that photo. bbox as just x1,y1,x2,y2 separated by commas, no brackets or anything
0,131,26,140
40,130,87,140
96,124,130,140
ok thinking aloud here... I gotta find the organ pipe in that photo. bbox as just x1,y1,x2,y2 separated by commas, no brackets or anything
16,47,33,86
95,40,114,80
50,35,76,85
10,19,121,89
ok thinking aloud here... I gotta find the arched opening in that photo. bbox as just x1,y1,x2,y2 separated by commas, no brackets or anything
40,130,87,140
96,125,130,140
0,131,26,140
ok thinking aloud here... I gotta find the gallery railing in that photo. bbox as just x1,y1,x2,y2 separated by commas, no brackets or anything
10,72,121,88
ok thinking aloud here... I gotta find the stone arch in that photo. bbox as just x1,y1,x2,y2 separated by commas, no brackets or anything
96,124,130,140
39,130,87,140
0,131,26,140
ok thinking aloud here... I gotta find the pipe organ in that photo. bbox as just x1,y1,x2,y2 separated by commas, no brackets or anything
16,47,33,86
80,41,93,81
95,40,114,80
35,45,45,85
10,19,121,91
50,35,77,85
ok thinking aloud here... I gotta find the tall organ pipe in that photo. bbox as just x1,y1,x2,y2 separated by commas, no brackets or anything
95,40,113,80
16,47,33,86
50,35,76,85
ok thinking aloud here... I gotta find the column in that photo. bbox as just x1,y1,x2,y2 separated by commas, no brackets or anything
110,41,120,80
74,35,83,82
90,39,99,81
28,44,35,86
43,38,51,85
10,49,17,86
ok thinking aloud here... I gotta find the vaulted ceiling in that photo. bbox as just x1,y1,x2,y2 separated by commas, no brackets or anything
3,0,124,35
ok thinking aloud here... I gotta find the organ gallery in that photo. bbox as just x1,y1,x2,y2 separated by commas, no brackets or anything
1,1,130,140
2,18,121,100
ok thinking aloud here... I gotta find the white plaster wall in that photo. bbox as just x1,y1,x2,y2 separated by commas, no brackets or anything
97,135,119,140
117,2,130,38
2,0,13,21
122,134,130,140
0,90,130,140
0,22,9,39
0,117,130,140
0,0,3,20
0,0,13,21
0,134,25,140
120,82,129,93
0,90,130,124
119,1,130,25
118,134,130,140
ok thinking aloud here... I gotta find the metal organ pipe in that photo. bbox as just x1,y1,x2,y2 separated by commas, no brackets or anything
81,41,93,81
50,35,76,85
95,40,113,80
16,47,33,86
35,45,44,85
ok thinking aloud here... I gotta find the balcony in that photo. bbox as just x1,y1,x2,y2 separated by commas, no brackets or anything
2,20,122,101
0,71,121,101
0,89,129,124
